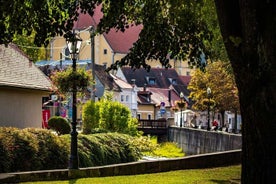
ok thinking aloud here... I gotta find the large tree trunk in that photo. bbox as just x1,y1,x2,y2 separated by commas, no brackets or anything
214,0,276,183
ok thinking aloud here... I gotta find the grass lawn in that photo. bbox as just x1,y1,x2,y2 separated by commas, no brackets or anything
21,165,241,184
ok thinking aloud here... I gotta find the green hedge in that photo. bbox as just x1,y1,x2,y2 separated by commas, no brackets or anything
0,127,68,172
0,127,141,173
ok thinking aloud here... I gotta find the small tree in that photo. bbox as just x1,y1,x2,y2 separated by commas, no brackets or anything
188,61,240,125
82,98,140,136
82,100,100,134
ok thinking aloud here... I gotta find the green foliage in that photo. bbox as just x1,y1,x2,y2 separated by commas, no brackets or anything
132,136,185,158
0,0,73,46
0,127,68,172
48,116,71,135
188,61,239,112
82,99,140,136
151,142,185,158
129,135,158,154
51,67,91,94
82,100,100,134
12,31,47,62
62,133,141,167
0,127,141,172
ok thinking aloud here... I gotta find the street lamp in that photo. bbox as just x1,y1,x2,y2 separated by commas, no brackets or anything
66,30,82,169
207,87,211,131
89,26,96,102
178,92,185,127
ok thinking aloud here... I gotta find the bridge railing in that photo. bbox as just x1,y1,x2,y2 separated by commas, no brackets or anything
138,119,167,128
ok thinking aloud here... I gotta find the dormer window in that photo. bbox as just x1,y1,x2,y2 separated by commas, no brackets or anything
168,78,177,85
171,79,177,85
147,77,156,85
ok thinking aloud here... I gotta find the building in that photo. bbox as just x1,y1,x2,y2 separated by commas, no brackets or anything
116,67,190,121
47,5,194,76
0,44,52,128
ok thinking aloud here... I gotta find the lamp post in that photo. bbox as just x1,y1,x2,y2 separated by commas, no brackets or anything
178,92,185,127
207,87,211,131
89,26,96,102
66,30,82,169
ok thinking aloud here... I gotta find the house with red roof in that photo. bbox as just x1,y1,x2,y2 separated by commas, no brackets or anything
48,5,193,76
0,44,52,128
44,5,195,124
116,67,190,121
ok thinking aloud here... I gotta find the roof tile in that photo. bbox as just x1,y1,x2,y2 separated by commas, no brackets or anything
0,44,52,91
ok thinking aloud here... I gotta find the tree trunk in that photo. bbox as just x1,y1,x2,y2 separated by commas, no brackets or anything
214,0,276,183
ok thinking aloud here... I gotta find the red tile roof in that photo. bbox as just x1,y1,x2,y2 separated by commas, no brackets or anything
74,5,141,54
179,75,191,85
147,87,180,107
103,25,142,54
74,5,102,30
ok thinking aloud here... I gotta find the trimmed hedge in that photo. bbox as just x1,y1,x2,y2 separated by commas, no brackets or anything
0,127,68,173
0,127,141,173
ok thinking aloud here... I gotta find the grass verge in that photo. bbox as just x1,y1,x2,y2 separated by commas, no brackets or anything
21,165,241,184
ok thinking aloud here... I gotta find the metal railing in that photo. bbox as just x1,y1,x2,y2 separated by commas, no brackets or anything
138,119,167,128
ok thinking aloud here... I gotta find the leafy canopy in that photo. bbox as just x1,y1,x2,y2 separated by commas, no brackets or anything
0,0,221,71
188,61,239,112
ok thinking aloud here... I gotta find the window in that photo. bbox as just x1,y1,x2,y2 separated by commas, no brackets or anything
137,114,141,119
121,95,124,102
171,79,177,85
147,114,152,120
126,95,129,102
186,71,190,76
103,49,107,54
148,78,155,85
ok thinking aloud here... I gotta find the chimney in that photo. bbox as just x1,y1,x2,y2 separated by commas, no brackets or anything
131,79,136,86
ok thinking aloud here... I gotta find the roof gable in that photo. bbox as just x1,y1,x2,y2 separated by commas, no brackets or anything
74,5,142,54
95,64,120,91
104,25,142,53
0,44,52,91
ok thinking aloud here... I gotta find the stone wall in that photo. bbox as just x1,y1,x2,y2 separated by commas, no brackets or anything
0,150,241,183
168,127,242,155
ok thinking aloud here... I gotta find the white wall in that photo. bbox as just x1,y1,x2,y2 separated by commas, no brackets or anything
0,87,48,128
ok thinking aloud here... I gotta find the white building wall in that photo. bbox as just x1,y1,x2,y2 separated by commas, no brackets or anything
0,87,48,128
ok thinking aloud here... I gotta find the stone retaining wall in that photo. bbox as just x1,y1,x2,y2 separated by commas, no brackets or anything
168,127,242,155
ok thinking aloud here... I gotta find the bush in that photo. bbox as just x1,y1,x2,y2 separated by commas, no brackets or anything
0,127,69,172
0,127,142,173
48,116,71,135
82,100,100,134
75,133,141,167
82,99,141,136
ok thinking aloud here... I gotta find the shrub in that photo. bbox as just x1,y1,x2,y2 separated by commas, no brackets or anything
48,116,71,135
0,128,141,173
82,100,100,134
75,133,141,167
0,127,69,172
82,99,141,136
